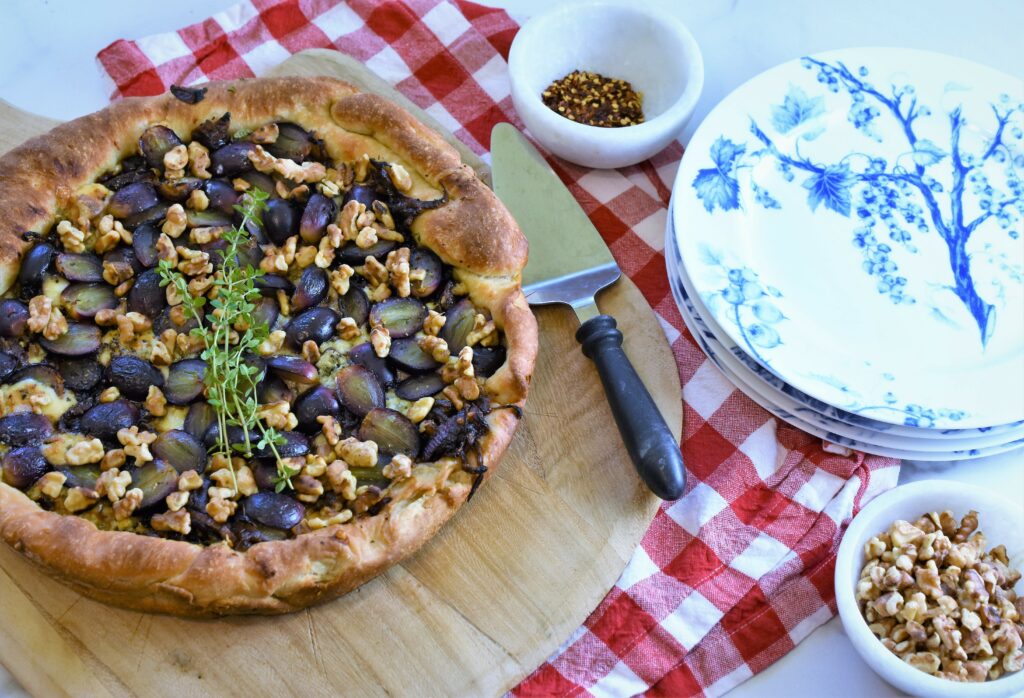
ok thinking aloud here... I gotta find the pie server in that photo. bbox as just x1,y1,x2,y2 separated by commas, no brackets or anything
490,123,685,500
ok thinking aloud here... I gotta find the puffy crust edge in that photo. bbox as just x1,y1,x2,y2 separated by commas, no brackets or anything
0,77,537,615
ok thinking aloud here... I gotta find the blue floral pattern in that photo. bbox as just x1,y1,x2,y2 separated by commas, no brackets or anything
691,57,1024,346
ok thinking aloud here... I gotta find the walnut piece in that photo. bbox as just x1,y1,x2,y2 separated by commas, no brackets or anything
27,295,68,341
152,509,192,535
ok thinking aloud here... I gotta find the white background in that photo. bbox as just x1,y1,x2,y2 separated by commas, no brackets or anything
1,1,1022,696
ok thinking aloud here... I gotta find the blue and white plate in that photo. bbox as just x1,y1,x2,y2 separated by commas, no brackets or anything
672,48,1024,430
667,225,1024,458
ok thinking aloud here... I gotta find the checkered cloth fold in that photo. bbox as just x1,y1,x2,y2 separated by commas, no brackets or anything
97,2,900,694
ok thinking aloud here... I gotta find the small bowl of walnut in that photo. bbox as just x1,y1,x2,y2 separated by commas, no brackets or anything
835,480,1024,697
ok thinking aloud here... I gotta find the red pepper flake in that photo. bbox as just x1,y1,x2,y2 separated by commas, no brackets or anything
541,70,644,128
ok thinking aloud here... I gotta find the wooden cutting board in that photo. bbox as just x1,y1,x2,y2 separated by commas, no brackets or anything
0,50,680,697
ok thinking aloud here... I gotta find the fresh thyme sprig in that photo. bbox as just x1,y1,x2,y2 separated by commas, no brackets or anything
158,188,295,492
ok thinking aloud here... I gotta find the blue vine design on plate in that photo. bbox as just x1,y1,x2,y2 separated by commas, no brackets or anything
692,56,1024,346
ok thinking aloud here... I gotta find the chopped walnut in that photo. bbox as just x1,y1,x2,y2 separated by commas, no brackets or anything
294,475,325,503
27,295,68,341
64,487,100,513
94,307,120,326
442,385,465,411
248,145,326,183
187,274,214,297
36,471,67,499
260,235,297,273
258,329,287,356
163,144,189,173
318,415,342,446
326,460,358,500
117,426,157,463
355,226,378,249
206,497,236,524
188,141,211,179
294,244,317,269
116,311,151,345
370,325,391,358
337,200,365,241
423,309,446,336
337,437,378,468
386,247,411,297
66,438,105,466
382,454,412,480
329,264,355,296
465,313,498,347
152,509,192,535
387,164,412,192
419,335,450,363
101,448,127,471
258,400,298,431
98,386,121,403
166,490,190,512
162,203,187,237
178,470,204,491
857,510,1024,683
336,317,361,341
302,339,321,364
56,220,87,253
251,122,279,144
149,340,173,367
95,468,132,502
177,246,212,276
406,397,434,424
235,465,258,497
102,258,135,286
111,489,141,519
187,189,210,213
189,225,225,245
144,385,167,416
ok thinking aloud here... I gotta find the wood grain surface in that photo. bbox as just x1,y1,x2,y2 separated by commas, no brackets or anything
0,50,681,697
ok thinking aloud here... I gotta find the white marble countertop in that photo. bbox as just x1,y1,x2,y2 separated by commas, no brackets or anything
1,1,1022,696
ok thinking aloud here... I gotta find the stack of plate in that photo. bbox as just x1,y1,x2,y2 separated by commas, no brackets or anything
667,48,1024,461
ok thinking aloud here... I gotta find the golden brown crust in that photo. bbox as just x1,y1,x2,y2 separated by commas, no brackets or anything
0,77,537,616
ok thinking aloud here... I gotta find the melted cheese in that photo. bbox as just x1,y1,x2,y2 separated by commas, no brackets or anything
43,275,69,302
0,379,76,421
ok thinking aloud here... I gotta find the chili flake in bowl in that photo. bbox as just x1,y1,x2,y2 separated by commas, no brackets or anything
541,70,644,128
508,2,703,169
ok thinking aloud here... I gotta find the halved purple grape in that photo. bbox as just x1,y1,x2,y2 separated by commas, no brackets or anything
202,179,240,215
186,208,233,229
337,285,370,326
395,374,445,401
192,113,230,151
210,142,257,177
132,224,161,268
257,373,294,405
132,459,179,509
60,465,100,489
358,408,420,457
6,364,65,393
369,297,426,339
108,182,160,219
255,273,294,296
291,266,328,313
2,445,49,488
0,413,53,447
472,345,506,377
263,198,299,245
409,247,443,298
122,202,170,231
387,337,441,374
242,353,267,384
237,170,278,196
249,460,276,490
139,125,183,169
152,306,199,336
61,283,118,320
266,122,315,162
298,193,335,244
164,359,207,405
440,299,477,353
0,300,28,338
100,167,156,192
0,352,16,382
254,431,308,459
18,243,55,287
53,356,102,392
103,246,144,277
237,241,264,270
80,399,139,440
266,355,319,385
183,402,217,442
335,365,384,417
39,323,101,356
240,491,305,530
55,252,104,282
336,240,397,265
285,307,339,348
293,385,340,432
152,429,206,474
202,424,255,451
157,177,202,202
108,355,164,401
252,296,280,332
127,269,167,316
343,184,379,208
348,342,395,387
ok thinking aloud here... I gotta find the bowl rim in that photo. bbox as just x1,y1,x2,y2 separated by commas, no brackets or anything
835,479,1024,696
507,0,705,139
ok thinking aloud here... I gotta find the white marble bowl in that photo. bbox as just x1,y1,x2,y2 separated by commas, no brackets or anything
507,1,703,169
835,480,1024,697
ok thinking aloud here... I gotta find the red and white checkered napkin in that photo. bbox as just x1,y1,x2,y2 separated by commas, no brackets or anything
98,2,901,694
